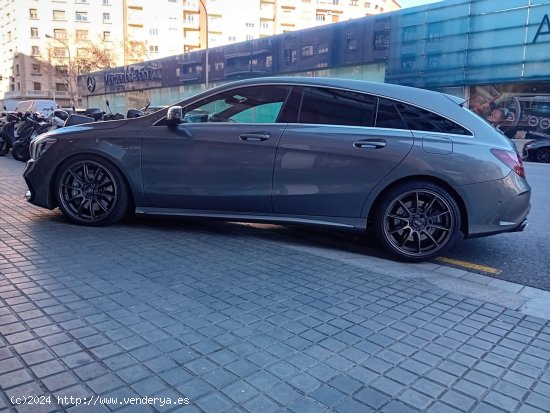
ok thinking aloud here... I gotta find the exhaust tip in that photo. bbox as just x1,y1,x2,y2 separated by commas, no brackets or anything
24,190,32,201
517,219,529,232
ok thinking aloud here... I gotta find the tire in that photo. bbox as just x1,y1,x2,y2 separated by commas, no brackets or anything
55,155,130,226
373,181,462,262
11,141,30,162
534,148,550,163
0,137,9,156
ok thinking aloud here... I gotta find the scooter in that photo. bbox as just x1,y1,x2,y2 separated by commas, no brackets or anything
11,112,60,162
0,113,21,156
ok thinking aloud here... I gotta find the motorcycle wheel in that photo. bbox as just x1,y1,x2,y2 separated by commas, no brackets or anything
0,138,9,156
11,142,30,162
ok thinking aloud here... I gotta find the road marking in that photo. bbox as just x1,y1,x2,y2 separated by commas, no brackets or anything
436,257,501,274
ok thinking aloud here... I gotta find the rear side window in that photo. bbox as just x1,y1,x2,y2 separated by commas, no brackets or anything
298,87,375,127
396,102,471,135
375,98,408,130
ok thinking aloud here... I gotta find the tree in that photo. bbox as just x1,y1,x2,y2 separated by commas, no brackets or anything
46,35,148,106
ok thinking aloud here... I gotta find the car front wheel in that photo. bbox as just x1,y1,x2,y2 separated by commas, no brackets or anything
55,155,130,226
535,148,550,163
374,181,462,262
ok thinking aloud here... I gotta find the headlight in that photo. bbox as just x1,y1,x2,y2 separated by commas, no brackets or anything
30,136,57,160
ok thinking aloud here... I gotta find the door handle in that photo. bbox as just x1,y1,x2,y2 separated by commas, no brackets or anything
353,139,386,149
239,133,270,141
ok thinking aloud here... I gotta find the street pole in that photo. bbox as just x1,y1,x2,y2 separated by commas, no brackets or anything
45,34,76,106
198,0,209,89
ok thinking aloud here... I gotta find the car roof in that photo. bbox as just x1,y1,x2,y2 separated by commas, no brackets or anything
214,76,465,107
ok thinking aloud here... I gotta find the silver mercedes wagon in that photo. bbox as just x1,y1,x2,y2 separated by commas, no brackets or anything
24,77,530,261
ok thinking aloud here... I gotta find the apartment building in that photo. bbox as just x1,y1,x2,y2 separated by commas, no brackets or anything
182,0,401,53
1,0,398,109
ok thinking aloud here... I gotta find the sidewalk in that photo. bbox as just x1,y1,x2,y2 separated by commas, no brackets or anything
0,157,549,413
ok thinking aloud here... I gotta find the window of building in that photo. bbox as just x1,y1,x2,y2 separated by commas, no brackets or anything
77,48,89,57
30,27,39,38
56,83,68,92
103,12,110,23
374,30,388,50
17,83,20,91
31,46,40,55
54,47,67,57
33,82,41,91
54,29,67,39
350,0,358,5
228,35,236,42
7,31,12,41
32,64,41,75
15,64,20,75
298,87,375,127
150,28,158,36
103,0,110,4
302,45,314,56
316,14,326,21
246,35,253,40
76,11,88,21
103,31,111,41
149,45,159,52
29,9,38,19
245,22,254,28
53,10,66,20
56,65,69,76
76,29,88,40
75,0,88,3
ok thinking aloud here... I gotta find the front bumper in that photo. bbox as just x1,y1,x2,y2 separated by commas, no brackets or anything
23,158,56,209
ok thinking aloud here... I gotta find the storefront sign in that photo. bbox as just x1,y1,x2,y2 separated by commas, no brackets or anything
104,65,162,87
533,14,550,43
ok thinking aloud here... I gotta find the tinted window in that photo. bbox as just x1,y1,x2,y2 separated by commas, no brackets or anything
183,85,291,123
375,98,408,129
396,102,471,135
298,87,375,127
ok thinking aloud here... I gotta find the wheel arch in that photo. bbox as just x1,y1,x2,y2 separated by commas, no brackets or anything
50,152,137,213
366,175,469,236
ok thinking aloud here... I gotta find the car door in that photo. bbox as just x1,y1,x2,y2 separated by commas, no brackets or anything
273,88,415,217
141,85,291,212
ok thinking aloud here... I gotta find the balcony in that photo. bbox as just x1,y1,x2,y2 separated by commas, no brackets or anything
260,6,275,19
184,35,200,47
183,0,199,11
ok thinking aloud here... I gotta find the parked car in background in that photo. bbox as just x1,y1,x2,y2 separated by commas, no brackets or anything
15,100,57,118
23,77,530,261
522,138,550,163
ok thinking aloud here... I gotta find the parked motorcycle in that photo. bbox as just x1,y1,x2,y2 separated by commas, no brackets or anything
11,112,59,162
0,113,21,156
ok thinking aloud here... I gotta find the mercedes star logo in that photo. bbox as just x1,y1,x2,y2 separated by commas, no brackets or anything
86,76,96,93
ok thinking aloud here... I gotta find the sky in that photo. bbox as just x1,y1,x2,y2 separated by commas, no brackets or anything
398,0,443,8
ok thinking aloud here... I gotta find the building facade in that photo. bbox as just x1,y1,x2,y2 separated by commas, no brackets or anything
0,0,397,109
78,0,550,142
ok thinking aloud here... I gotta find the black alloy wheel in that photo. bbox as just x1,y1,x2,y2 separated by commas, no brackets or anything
56,156,129,226
375,181,462,261
535,148,550,163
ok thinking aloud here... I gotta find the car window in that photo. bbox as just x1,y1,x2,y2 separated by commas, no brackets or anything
183,85,291,123
298,87,376,127
375,98,408,130
396,102,471,135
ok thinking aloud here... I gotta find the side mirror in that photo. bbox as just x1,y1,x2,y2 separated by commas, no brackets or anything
166,106,183,127
126,108,144,118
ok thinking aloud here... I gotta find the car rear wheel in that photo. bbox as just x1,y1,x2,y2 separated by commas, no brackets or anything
55,155,129,226
374,181,462,262
535,148,550,163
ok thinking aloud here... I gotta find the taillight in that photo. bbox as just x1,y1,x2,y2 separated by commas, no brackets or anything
490,148,526,178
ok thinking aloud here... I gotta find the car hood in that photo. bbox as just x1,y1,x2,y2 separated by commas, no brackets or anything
46,118,131,138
